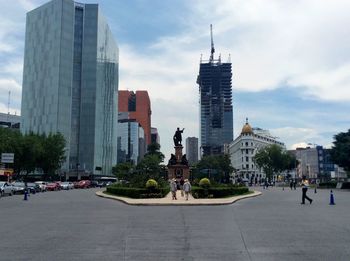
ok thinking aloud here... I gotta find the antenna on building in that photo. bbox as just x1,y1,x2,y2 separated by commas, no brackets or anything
228,53,231,63
200,53,203,63
7,91,11,121
210,24,215,62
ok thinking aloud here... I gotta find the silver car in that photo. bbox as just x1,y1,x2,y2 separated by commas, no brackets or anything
0,182,14,197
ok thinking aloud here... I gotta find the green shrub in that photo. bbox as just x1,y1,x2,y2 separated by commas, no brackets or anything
199,178,211,188
191,185,248,198
146,179,158,189
106,186,169,198
319,181,337,188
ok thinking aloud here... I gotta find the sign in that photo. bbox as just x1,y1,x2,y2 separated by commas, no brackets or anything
0,169,13,176
1,153,14,163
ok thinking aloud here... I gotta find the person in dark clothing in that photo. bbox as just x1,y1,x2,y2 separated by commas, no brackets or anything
290,180,293,190
301,176,313,204
293,179,297,190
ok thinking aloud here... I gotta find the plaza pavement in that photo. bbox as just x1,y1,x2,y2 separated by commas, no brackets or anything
1,187,349,261
95,189,262,205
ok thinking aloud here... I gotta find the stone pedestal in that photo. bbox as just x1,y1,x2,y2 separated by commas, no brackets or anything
167,145,189,181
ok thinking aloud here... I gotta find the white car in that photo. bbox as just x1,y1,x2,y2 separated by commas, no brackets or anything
0,182,14,197
35,181,47,192
60,182,74,190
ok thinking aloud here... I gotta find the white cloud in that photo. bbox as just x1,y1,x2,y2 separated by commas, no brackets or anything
1,0,349,160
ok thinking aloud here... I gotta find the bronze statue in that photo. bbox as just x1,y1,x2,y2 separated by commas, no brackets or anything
173,127,185,146
168,154,177,165
181,154,188,165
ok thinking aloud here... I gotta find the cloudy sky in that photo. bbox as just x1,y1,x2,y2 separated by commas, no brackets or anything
1,0,350,161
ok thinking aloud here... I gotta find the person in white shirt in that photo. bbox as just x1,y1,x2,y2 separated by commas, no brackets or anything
301,176,313,204
183,179,192,201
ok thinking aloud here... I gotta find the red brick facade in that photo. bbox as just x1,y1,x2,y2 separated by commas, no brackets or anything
118,90,152,145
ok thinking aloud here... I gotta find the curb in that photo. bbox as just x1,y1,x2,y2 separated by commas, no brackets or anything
95,190,262,206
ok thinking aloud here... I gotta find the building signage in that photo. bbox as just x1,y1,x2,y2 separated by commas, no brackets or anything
1,153,14,163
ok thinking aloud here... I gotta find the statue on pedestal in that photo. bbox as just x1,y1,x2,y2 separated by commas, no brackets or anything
173,127,185,146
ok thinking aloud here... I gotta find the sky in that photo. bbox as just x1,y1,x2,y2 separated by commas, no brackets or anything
1,0,350,162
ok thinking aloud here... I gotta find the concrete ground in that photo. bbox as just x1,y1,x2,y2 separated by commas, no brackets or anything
1,187,349,261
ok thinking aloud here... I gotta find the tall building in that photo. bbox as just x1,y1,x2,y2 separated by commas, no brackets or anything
117,118,146,165
118,90,152,145
21,0,119,178
151,127,160,144
197,25,233,156
229,119,285,183
186,137,199,166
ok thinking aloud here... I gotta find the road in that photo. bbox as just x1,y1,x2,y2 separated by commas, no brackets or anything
1,187,349,261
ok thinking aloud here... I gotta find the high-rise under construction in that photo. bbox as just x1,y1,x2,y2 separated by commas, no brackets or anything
196,25,233,156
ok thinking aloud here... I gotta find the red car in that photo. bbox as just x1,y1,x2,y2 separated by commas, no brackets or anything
46,183,60,191
77,180,91,189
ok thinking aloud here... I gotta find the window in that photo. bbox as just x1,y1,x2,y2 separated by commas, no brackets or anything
246,149,248,154
246,164,249,169
246,156,249,162
245,142,248,146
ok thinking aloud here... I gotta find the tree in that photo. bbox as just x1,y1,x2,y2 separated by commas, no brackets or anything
145,142,165,162
39,133,66,180
330,129,350,173
112,162,133,181
193,154,234,183
253,144,296,180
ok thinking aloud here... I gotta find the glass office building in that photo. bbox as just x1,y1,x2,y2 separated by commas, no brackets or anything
117,120,146,165
21,0,119,177
197,51,233,156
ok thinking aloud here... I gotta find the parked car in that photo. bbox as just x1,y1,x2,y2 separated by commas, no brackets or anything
27,183,41,193
0,182,14,197
60,182,74,190
11,182,25,194
96,181,106,188
77,180,91,189
90,180,99,188
46,183,60,191
35,181,47,192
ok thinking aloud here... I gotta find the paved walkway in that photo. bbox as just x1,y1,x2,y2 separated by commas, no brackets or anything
95,189,261,205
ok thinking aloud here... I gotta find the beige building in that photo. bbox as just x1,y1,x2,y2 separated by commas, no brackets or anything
228,119,285,183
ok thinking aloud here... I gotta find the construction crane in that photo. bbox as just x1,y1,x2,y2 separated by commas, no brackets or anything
210,24,215,62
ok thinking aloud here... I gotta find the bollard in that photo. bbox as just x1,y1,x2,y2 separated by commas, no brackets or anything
329,190,335,205
23,190,28,201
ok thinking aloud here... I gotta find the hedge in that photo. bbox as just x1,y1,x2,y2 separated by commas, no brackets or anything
318,181,337,189
106,186,170,198
191,186,249,199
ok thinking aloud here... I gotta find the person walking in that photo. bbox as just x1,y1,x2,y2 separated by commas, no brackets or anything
290,180,293,190
170,178,177,200
293,179,297,190
301,176,313,204
183,179,192,201
180,177,184,197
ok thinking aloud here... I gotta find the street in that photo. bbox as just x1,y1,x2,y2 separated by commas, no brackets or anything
1,187,349,261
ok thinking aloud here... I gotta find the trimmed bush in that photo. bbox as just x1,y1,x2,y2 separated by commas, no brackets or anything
146,179,158,189
319,181,337,189
106,185,169,198
191,185,249,199
199,178,211,188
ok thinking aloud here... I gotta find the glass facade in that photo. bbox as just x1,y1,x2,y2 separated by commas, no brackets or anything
197,61,233,156
21,0,118,176
117,121,145,165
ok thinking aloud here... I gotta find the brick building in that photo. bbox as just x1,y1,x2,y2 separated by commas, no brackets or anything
118,90,152,145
